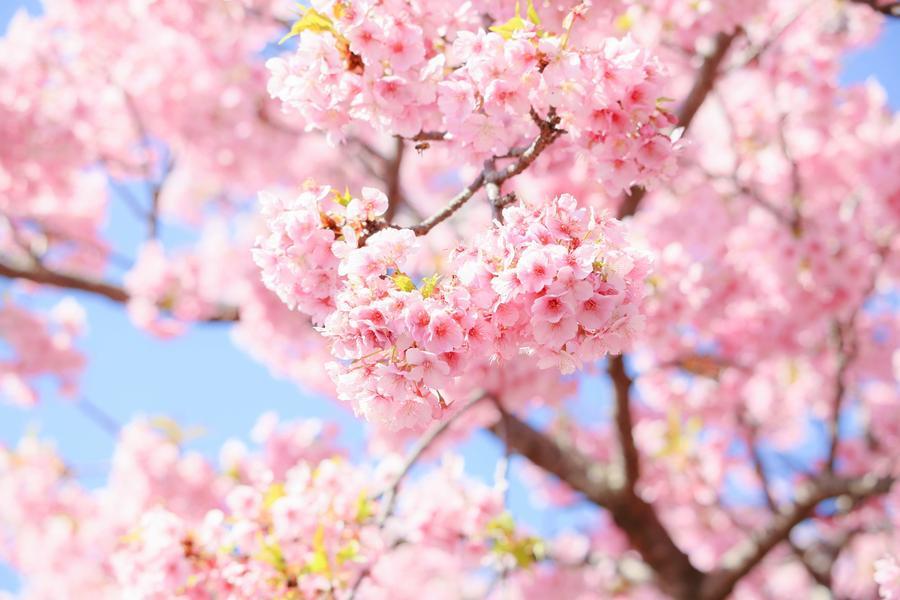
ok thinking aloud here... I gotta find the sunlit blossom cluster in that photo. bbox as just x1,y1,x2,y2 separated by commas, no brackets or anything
255,188,647,428
267,0,677,192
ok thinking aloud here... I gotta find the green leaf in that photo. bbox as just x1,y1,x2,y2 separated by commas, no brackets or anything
263,482,286,510
257,539,287,573
391,272,416,293
490,14,528,39
333,186,353,207
355,491,375,523
148,416,204,445
280,7,337,44
486,512,516,537
486,512,545,569
307,524,331,575
526,0,541,26
336,539,361,565
613,11,633,32
420,274,440,299
489,0,537,39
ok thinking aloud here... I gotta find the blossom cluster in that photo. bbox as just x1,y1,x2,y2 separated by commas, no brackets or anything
266,0,676,193
877,555,900,600
0,416,522,599
255,187,648,429
112,458,382,599
0,298,85,406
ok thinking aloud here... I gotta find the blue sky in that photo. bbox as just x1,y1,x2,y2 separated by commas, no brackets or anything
0,0,898,591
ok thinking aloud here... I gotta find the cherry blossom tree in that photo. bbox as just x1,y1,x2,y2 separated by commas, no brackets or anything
1,0,900,597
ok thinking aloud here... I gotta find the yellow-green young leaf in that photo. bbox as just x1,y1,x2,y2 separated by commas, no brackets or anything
420,274,440,299
218,543,237,555
613,11,634,32
659,410,703,457
491,535,545,568
511,537,545,568
149,416,183,444
263,482,286,510
333,186,353,207
119,528,142,544
148,416,205,445
280,7,336,44
526,0,541,25
490,0,536,39
486,512,516,538
225,465,241,482
490,14,528,39
336,539,361,565
307,525,331,575
158,294,177,312
258,540,287,573
355,491,375,523
391,272,416,292
307,549,330,574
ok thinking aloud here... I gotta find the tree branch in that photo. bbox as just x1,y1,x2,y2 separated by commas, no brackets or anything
0,256,239,322
375,392,488,525
700,474,895,600
617,31,737,219
408,109,563,235
826,245,887,470
744,424,834,589
609,355,640,488
147,156,175,240
489,412,704,599
348,392,488,599
383,137,406,223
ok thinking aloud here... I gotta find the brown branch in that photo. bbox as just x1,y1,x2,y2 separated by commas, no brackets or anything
408,131,448,141
148,156,175,240
408,109,563,235
383,138,406,223
375,392,488,525
617,31,737,219
75,398,122,437
609,355,640,488
849,0,900,17
826,245,887,470
710,94,801,231
744,423,834,588
0,256,239,322
825,322,853,472
700,474,894,600
489,412,704,599
408,171,487,235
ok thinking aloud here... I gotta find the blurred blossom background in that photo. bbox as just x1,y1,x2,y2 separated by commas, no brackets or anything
0,0,898,592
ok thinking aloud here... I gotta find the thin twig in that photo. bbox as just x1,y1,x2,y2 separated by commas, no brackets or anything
375,392,489,526
849,0,900,17
743,421,834,588
617,31,737,219
347,393,488,599
407,109,563,235
731,1,815,70
825,245,889,470
488,411,704,599
384,137,406,223
701,473,895,600
0,255,240,321
75,398,122,436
